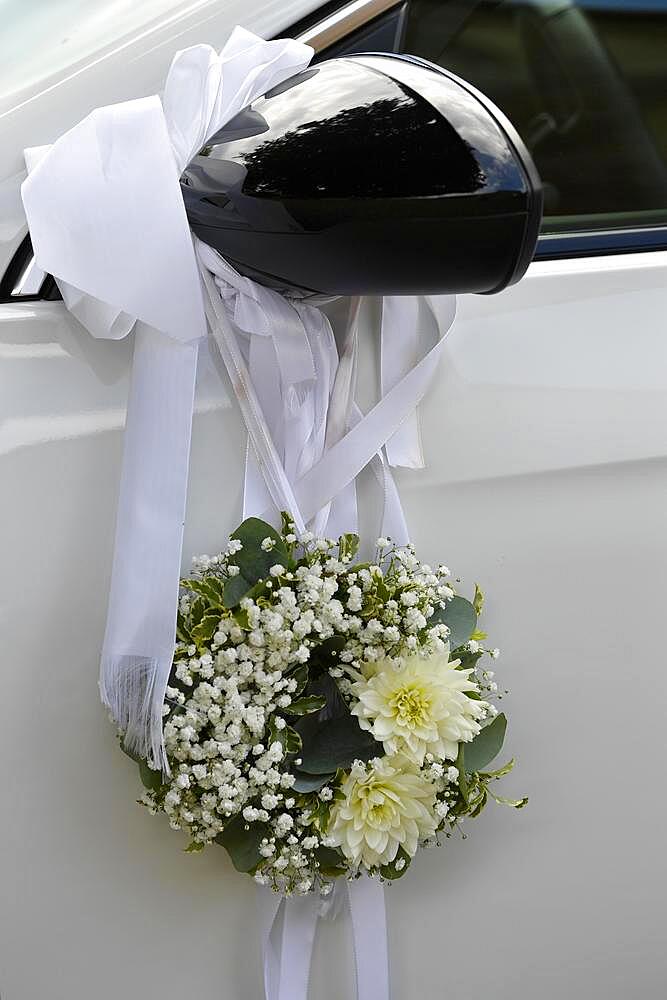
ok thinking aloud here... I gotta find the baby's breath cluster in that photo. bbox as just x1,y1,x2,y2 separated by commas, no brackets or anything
126,515,524,895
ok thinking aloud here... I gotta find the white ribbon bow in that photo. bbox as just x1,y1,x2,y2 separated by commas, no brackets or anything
20,27,457,1000
22,26,314,770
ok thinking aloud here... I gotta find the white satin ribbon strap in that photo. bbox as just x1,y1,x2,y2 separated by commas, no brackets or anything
347,878,390,1000
381,295,424,469
199,259,308,533
291,295,457,526
21,28,314,767
260,880,389,1000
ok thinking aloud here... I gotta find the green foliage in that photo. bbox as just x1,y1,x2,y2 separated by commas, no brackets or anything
338,532,359,561
223,517,290,608
180,577,225,606
299,714,379,774
489,790,528,809
280,725,302,754
430,595,477,650
138,758,163,792
315,845,347,877
308,635,346,675
453,730,525,821
184,841,205,854
287,663,309,698
380,847,411,880
191,613,221,649
222,573,251,609
288,695,327,716
291,771,335,793
464,713,507,773
472,583,484,616
215,815,269,873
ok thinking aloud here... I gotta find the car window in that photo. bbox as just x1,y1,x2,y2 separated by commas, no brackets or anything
402,0,667,237
314,0,667,248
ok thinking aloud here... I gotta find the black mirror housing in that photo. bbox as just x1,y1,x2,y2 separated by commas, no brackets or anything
181,53,542,297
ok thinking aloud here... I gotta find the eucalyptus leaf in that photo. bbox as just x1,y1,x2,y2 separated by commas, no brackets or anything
215,815,269,873
223,572,252,609
308,635,346,673
224,517,289,608
299,714,379,774
430,595,477,650
380,847,411,880
308,671,348,720
291,771,335,793
138,759,163,792
463,713,507,773
315,845,346,876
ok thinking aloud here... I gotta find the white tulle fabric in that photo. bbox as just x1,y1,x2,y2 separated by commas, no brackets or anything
20,26,457,1000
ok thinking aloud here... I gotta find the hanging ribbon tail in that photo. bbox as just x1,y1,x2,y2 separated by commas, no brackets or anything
98,324,199,768
347,879,390,1000
260,879,389,1000
21,29,316,768
260,891,319,1000
289,296,457,526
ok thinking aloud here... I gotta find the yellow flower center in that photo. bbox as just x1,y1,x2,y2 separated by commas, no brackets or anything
390,684,431,728
356,780,399,827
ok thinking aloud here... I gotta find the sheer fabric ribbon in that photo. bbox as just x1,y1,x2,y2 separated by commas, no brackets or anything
20,27,456,1000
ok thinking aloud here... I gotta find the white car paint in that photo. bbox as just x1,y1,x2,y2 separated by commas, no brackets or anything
1,3,666,999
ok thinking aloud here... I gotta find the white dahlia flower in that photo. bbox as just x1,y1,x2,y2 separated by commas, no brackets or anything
351,651,486,765
327,757,438,868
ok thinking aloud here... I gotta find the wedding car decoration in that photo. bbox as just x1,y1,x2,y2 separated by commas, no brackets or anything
126,515,525,895
21,23,539,1000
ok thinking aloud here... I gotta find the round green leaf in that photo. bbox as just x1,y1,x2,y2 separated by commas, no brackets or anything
430,596,477,650
463,712,507,773
299,714,379,774
215,815,269,873
138,759,163,792
291,771,336,793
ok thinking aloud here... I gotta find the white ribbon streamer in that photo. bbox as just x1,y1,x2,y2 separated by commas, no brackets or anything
260,879,389,1000
21,27,313,766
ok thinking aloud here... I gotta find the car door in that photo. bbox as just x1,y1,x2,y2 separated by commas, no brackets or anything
1,2,666,1000
317,3,667,998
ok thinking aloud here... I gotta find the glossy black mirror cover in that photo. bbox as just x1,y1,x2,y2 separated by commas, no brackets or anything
181,54,542,296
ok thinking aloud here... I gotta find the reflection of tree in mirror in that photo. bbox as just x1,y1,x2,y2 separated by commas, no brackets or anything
240,97,486,198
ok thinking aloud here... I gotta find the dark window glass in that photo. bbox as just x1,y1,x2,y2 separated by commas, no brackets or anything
402,0,667,234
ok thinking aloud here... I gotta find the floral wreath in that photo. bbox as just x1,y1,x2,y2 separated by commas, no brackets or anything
124,515,525,896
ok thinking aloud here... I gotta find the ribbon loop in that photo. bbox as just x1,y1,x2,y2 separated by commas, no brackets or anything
21,27,314,767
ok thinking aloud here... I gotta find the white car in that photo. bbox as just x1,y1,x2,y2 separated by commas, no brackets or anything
1,2,666,998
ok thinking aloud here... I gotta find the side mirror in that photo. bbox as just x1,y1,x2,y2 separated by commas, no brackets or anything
181,53,543,297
